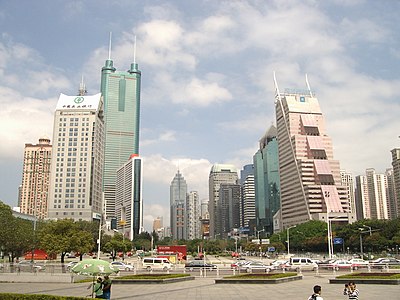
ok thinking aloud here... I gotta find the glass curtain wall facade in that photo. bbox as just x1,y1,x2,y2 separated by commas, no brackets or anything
115,154,143,240
253,125,280,235
101,59,141,222
170,170,187,240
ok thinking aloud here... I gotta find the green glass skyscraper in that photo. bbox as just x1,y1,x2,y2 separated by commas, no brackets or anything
101,57,141,221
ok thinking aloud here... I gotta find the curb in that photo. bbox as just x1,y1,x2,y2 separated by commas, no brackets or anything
113,276,195,284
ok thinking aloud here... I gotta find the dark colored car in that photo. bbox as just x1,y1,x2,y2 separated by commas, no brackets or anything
371,258,400,268
185,261,217,271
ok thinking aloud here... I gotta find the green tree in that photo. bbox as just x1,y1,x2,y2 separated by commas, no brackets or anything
37,219,95,263
0,201,35,262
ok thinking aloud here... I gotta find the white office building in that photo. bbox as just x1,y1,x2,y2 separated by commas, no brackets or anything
48,92,104,221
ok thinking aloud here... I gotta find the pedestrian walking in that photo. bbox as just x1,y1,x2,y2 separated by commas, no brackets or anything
102,275,112,299
93,277,103,298
308,285,323,300
343,281,359,300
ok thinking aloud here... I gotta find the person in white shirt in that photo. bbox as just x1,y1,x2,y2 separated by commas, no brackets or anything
308,285,323,300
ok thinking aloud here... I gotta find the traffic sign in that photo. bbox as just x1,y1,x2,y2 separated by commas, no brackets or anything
268,247,275,252
333,237,343,245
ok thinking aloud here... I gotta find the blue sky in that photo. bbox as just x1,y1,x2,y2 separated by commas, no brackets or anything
1,0,400,231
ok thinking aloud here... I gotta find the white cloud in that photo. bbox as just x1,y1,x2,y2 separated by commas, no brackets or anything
339,18,389,44
0,39,72,162
175,78,232,106
0,88,55,161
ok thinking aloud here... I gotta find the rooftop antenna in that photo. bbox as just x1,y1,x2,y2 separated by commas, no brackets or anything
273,71,282,103
78,75,87,96
133,35,137,64
108,32,112,60
305,74,313,97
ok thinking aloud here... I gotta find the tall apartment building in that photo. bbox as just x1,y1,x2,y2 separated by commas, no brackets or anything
240,164,255,230
101,55,141,223
391,148,400,217
253,125,280,235
340,170,356,217
366,168,388,219
170,170,187,240
115,154,143,240
153,216,165,238
19,137,52,219
274,78,352,229
355,175,370,220
186,191,200,240
385,168,398,219
153,216,163,232
208,164,238,238
48,92,104,221
218,183,241,238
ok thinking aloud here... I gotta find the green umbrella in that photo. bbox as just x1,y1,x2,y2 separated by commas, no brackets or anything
71,259,118,276
71,259,119,298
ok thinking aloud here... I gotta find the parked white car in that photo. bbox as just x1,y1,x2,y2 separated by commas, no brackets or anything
110,261,134,271
239,261,274,273
284,257,318,271
348,258,369,269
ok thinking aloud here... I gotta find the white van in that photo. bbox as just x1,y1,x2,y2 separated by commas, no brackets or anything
285,257,318,271
142,257,172,271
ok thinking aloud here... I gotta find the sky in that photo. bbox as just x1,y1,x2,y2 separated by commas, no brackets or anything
1,0,400,232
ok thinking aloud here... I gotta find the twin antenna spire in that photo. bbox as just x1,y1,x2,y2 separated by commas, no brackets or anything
273,72,313,101
108,31,137,63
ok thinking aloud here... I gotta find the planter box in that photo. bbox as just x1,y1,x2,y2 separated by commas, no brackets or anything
330,278,400,285
215,275,302,284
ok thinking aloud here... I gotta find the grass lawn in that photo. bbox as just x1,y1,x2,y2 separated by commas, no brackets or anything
337,272,400,279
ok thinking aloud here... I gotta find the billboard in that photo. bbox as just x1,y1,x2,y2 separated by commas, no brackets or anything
56,93,101,111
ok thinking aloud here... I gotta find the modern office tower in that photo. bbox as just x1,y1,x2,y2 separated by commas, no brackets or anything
101,53,141,223
391,148,400,217
115,154,143,240
170,170,187,240
253,125,280,235
218,183,241,238
19,137,52,219
208,164,238,238
385,168,398,219
186,191,200,240
48,92,104,221
355,175,370,220
340,170,356,216
365,168,389,219
240,165,255,230
274,77,352,229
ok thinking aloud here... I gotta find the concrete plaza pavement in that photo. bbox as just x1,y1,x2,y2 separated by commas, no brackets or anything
0,274,399,300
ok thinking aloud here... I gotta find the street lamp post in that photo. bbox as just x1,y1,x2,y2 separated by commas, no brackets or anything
328,216,342,259
363,225,372,236
359,225,372,259
257,229,265,261
286,225,296,257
